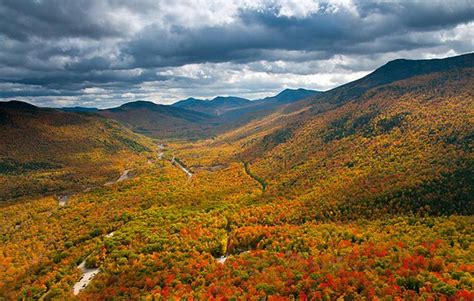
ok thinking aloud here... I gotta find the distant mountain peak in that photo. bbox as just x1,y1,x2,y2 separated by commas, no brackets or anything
260,88,321,104
118,100,159,108
0,100,38,110
61,106,98,113
368,53,473,84
212,96,249,101
172,95,252,115
282,88,311,92
183,97,203,102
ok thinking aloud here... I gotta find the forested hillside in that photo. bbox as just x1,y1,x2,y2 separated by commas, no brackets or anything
172,96,252,115
99,90,323,140
0,101,153,201
238,57,474,219
99,101,215,139
0,54,472,300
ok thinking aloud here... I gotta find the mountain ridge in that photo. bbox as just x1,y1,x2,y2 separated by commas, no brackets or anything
306,52,474,106
98,100,214,139
234,52,473,218
258,88,321,104
0,104,153,201
1,52,473,300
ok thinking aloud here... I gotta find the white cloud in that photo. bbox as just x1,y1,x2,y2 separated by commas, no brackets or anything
82,87,107,94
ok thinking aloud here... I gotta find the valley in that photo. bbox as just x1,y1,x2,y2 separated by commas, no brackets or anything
0,54,473,300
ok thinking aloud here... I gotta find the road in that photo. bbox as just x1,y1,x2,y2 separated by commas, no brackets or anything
104,169,131,186
157,143,193,178
72,261,100,295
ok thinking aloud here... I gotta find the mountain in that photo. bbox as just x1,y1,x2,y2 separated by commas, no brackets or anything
97,90,321,140
258,88,321,104
172,90,320,116
2,54,473,300
236,53,473,217
0,101,153,201
99,100,214,139
172,96,251,115
0,100,38,110
60,106,99,112
172,97,201,107
75,53,473,299
304,52,474,107
102,90,317,139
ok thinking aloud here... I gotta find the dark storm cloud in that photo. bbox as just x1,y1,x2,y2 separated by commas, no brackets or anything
125,1,474,68
2,69,168,94
0,0,127,41
356,1,474,30
0,0,472,106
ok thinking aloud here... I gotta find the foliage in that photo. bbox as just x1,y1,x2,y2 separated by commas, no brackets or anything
0,106,154,201
244,162,267,192
0,60,473,299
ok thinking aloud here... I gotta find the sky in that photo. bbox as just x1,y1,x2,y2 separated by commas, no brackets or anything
0,0,473,108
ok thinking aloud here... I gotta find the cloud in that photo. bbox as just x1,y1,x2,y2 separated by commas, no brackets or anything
0,0,472,107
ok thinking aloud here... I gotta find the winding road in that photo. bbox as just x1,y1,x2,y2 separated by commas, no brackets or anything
73,261,100,295
157,143,193,178
72,230,115,295
70,144,191,295
171,157,193,178
104,169,131,186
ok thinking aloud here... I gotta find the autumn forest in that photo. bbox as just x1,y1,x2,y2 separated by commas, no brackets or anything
0,52,472,300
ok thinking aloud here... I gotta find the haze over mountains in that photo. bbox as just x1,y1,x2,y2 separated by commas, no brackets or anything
171,88,320,114
57,88,320,114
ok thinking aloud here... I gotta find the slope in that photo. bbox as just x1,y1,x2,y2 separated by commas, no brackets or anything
172,96,252,115
235,53,473,218
99,100,214,139
258,88,321,104
1,54,473,300
0,101,153,201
